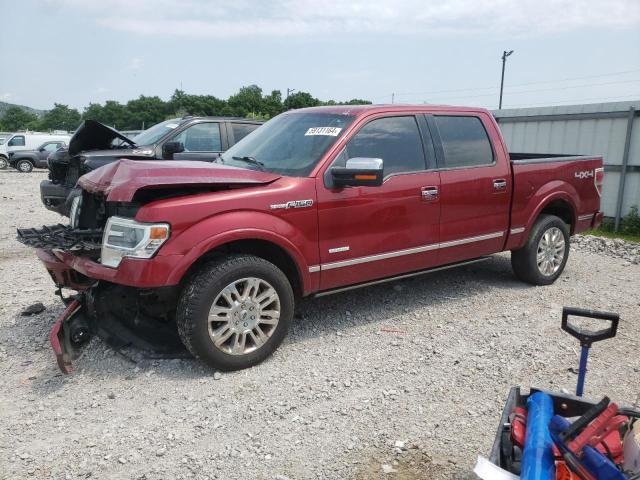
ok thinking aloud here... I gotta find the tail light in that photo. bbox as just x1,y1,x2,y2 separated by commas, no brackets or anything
594,167,604,197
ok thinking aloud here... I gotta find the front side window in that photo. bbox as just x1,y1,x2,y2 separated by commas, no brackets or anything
345,116,426,176
8,135,25,147
42,142,61,152
172,122,222,152
133,118,181,146
221,112,355,177
231,123,259,143
434,116,494,168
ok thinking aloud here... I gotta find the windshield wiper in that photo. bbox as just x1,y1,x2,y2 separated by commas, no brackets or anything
232,156,265,171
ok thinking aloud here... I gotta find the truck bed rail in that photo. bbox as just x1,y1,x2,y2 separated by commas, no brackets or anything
510,153,600,165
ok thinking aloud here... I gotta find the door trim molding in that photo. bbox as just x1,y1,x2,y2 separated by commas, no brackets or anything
313,256,491,297
308,231,503,272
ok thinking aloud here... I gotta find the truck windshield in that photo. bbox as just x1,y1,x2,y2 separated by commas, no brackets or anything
133,119,181,146
220,111,354,176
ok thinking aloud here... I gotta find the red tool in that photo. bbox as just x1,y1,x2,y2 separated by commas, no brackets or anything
567,402,627,463
510,407,527,449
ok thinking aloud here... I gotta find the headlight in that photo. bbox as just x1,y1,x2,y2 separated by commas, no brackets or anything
101,216,170,268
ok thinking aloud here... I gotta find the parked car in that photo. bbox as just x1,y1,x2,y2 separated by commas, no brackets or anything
8,140,68,172
0,132,71,169
18,104,604,373
41,116,263,215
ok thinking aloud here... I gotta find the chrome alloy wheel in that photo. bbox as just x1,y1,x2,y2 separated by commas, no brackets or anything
18,161,31,172
207,277,281,355
536,227,565,276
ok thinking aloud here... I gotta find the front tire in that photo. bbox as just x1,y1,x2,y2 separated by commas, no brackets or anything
0,156,7,169
16,159,34,173
511,214,570,285
176,254,294,371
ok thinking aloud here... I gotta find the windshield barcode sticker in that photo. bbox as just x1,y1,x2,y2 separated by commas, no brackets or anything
305,127,342,136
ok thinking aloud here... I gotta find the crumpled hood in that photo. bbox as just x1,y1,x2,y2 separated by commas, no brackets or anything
69,120,136,156
78,159,281,202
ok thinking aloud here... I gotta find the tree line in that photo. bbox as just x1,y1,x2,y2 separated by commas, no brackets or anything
0,85,371,132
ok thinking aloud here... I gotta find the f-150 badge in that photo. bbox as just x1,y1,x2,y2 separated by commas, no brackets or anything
270,199,314,210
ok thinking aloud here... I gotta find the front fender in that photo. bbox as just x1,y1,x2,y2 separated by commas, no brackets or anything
162,210,318,294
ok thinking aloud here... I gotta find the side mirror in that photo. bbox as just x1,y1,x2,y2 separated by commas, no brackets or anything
331,157,384,187
162,141,185,158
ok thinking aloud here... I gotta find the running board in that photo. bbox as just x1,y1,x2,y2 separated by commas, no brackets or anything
312,256,491,298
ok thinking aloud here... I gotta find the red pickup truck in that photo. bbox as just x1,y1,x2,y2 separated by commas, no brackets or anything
18,105,604,373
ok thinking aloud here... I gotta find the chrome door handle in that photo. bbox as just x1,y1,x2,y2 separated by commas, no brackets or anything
493,179,507,191
421,186,439,200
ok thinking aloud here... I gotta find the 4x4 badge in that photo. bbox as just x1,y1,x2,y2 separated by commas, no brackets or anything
575,170,594,179
270,199,314,210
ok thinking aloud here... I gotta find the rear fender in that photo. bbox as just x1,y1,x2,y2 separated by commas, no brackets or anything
163,211,317,294
508,181,579,251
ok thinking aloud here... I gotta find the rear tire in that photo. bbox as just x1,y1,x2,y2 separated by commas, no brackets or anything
0,156,7,169
16,159,33,173
176,254,294,371
511,214,570,285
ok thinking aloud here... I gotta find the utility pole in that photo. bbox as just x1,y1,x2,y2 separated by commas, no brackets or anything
286,88,296,99
499,50,514,109
391,93,395,104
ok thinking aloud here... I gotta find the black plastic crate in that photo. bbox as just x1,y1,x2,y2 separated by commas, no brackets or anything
489,386,614,474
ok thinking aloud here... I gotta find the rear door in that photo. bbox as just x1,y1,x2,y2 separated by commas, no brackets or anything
316,114,441,290
171,121,226,161
427,113,511,264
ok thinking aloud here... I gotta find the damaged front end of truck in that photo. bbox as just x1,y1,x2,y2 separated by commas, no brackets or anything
18,159,281,372
18,192,185,372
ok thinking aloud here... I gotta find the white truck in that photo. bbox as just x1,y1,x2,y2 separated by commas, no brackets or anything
0,132,71,169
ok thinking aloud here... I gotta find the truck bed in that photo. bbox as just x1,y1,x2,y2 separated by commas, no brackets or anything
508,153,603,244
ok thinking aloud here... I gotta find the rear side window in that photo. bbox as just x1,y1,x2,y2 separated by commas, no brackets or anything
346,116,426,176
434,116,493,168
231,123,259,143
8,135,25,147
173,122,222,152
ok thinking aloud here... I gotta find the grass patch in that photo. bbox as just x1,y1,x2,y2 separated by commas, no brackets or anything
581,230,640,244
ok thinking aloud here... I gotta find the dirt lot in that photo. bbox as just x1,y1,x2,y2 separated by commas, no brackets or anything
1,169,639,479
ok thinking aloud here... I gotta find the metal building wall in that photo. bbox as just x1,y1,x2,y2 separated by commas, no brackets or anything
493,101,640,224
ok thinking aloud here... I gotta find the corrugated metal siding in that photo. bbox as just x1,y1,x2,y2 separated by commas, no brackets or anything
493,101,640,218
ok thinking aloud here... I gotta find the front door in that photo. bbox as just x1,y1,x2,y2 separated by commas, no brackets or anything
39,142,62,163
170,122,225,161
316,114,441,291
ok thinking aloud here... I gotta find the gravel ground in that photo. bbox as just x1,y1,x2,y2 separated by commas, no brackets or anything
1,169,639,480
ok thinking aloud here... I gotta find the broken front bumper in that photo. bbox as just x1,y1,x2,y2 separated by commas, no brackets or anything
19,224,188,373
32,248,187,373
50,300,85,374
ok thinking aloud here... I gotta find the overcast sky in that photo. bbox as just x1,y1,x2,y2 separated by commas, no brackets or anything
2,0,640,111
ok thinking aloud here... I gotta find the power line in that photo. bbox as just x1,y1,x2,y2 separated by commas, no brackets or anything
415,78,640,102
502,93,640,109
372,68,640,101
